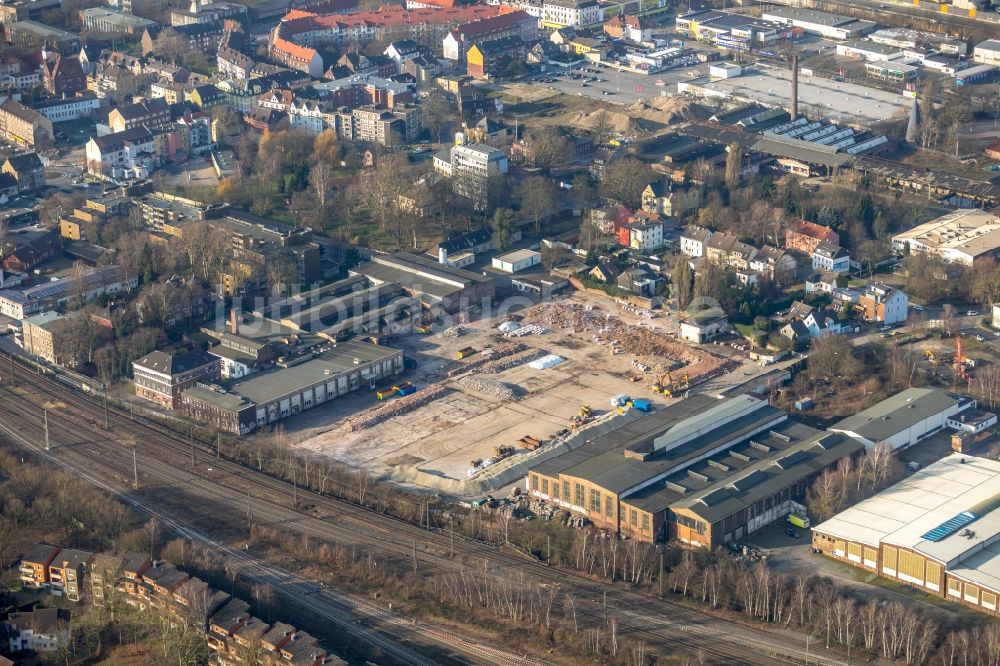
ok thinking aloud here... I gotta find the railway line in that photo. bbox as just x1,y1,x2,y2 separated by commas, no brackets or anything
0,360,846,666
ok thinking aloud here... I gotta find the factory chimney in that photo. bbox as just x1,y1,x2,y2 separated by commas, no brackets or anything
791,54,799,121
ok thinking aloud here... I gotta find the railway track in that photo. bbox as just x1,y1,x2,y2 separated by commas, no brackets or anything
0,362,846,666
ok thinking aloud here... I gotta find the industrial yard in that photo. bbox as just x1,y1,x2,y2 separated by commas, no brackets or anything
291,293,736,495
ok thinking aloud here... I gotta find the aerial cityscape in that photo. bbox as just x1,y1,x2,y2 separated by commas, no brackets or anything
0,0,1000,662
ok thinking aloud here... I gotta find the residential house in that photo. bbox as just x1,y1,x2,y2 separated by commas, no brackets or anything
679,313,731,343
466,37,526,78
617,266,663,297
804,308,848,337
269,37,323,77
805,270,842,294
5,608,70,653
858,282,908,324
604,13,651,42
48,548,94,601
132,348,220,408
186,83,224,111
706,232,756,270
642,180,699,218
617,210,666,252
0,98,54,148
680,225,713,257
1,152,45,193
385,39,435,73
19,543,61,589
785,218,839,254
812,241,850,273
463,115,506,146
748,245,797,283
42,54,86,96
589,260,620,284
439,135,509,209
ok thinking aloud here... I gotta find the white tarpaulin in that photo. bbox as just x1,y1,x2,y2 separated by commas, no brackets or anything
528,354,565,370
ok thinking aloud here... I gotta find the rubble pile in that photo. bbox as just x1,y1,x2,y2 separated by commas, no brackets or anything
459,375,525,401
442,326,464,338
341,384,451,432
448,342,526,376
481,348,547,374
521,302,729,380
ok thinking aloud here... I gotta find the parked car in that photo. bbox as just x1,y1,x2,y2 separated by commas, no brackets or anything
967,310,980,316
785,528,800,539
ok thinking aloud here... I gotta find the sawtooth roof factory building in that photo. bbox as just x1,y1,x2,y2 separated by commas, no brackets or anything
526,394,863,547
813,453,1000,617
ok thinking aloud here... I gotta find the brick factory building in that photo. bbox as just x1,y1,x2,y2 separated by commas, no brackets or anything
526,395,862,546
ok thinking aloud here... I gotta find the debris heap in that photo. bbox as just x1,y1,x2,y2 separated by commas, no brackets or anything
459,375,525,401
341,384,452,432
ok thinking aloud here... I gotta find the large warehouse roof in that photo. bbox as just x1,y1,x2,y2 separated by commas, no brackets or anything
830,388,969,443
813,454,1000,566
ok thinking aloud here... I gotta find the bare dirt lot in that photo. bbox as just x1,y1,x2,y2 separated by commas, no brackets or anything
288,293,739,495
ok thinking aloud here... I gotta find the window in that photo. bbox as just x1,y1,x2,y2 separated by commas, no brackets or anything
541,479,548,495
982,591,997,611
965,584,980,604
642,513,650,531
883,546,897,575
947,578,962,598
605,496,613,518
589,489,601,513
552,482,560,499
531,475,539,491
563,481,570,500
847,543,862,563
574,483,584,507
898,550,925,583
925,561,942,591
863,547,878,568
630,509,637,527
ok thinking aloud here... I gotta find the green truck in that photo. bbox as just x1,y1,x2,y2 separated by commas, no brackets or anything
788,514,810,529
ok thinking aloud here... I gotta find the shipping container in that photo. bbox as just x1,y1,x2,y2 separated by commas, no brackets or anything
631,398,652,412
376,388,397,400
457,346,478,359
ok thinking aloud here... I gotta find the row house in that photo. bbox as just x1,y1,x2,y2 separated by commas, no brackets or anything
0,53,41,91
442,10,536,61
141,20,226,56
288,99,338,134
218,44,255,79
271,4,506,50
335,51,396,78
19,543,62,589
108,97,172,132
269,37,323,77
208,597,332,666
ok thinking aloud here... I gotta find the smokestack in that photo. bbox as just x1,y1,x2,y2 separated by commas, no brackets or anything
229,307,239,336
791,54,799,121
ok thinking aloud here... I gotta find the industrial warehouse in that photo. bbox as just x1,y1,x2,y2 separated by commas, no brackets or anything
813,454,1000,617
526,394,863,546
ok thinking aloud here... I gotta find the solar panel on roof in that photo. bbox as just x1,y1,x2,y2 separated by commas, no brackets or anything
921,511,977,542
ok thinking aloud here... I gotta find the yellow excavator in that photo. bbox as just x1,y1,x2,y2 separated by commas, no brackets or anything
652,372,672,395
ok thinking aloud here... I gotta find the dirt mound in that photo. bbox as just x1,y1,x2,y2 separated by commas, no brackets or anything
625,96,703,124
